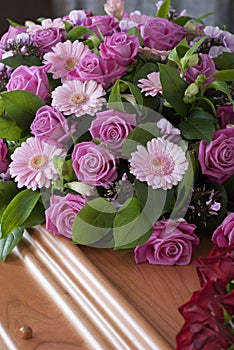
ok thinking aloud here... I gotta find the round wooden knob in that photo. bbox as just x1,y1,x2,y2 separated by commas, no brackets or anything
19,326,33,339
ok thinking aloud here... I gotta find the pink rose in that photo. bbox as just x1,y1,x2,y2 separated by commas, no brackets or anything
30,28,63,53
30,105,69,147
45,193,87,238
81,15,119,38
68,53,126,89
100,32,139,66
6,65,50,102
89,109,136,153
212,213,234,246
139,17,186,50
217,105,234,128
72,141,117,188
0,25,27,45
0,138,9,174
198,127,234,183
185,53,217,85
134,219,199,265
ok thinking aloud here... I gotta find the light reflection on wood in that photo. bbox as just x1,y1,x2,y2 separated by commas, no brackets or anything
1,226,180,350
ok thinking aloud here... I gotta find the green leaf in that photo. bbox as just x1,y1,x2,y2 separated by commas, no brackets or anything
0,55,42,69
63,20,73,32
180,117,215,142
109,79,143,107
173,16,192,26
21,201,45,228
156,0,171,17
168,39,188,68
159,63,188,116
126,27,144,46
207,80,234,105
113,196,152,249
189,109,218,123
1,189,41,238
7,18,25,27
214,52,234,70
170,151,195,219
72,198,116,246
67,26,98,42
133,62,158,85
121,122,160,158
180,37,207,72
135,181,167,225
108,80,122,104
0,116,22,139
0,227,24,262
212,69,234,81
191,12,215,25
62,159,77,182
1,90,45,135
119,79,143,105
0,181,19,220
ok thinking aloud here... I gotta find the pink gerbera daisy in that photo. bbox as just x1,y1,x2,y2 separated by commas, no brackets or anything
9,137,65,191
43,40,91,82
129,137,188,190
138,72,162,97
51,80,106,117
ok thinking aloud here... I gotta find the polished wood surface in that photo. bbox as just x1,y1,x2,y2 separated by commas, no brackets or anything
0,226,212,349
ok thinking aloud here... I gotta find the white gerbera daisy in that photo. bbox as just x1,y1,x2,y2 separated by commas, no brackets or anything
138,72,162,97
43,40,91,82
129,137,188,190
9,137,65,191
51,80,106,117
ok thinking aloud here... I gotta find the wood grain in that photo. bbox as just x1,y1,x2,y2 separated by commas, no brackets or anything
81,236,213,348
0,226,212,349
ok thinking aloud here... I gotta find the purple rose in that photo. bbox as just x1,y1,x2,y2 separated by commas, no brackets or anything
30,28,63,53
45,193,87,238
81,15,119,38
89,109,136,153
0,25,27,45
134,219,199,265
68,53,126,89
185,53,217,85
212,213,234,246
198,127,234,183
100,32,139,66
138,17,186,50
217,105,234,128
30,105,70,147
72,141,117,188
6,65,50,102
0,138,9,174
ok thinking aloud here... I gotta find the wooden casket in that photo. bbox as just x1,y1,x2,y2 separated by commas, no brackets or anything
0,226,212,350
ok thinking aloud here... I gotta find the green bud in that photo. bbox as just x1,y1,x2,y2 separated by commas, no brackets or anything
195,74,207,85
183,83,199,103
188,53,199,67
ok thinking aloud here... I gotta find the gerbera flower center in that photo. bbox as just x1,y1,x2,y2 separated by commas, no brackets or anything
72,93,86,104
65,58,77,70
29,154,47,170
150,155,174,176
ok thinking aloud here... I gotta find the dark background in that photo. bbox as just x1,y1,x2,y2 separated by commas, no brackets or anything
0,0,233,35
0,1,52,35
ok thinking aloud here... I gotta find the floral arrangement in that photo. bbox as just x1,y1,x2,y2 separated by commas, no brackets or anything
0,0,233,275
